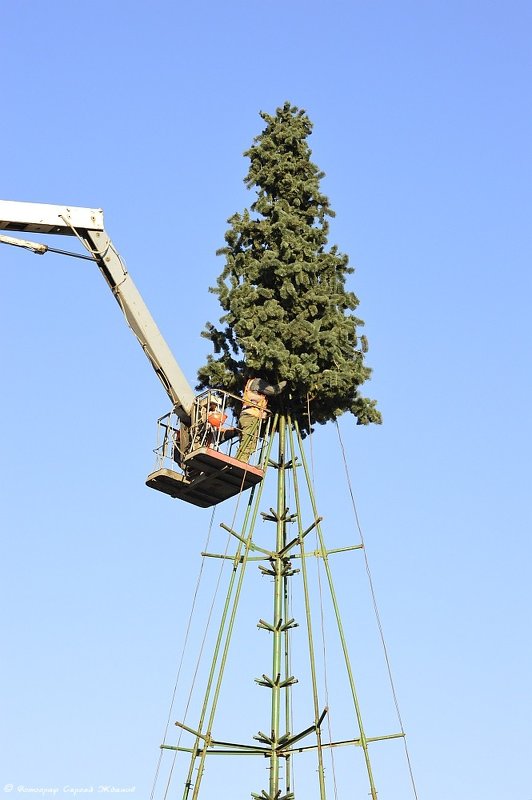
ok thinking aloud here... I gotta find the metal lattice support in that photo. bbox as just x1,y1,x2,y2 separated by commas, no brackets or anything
159,414,406,800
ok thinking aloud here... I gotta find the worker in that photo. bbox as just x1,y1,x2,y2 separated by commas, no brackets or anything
206,396,236,448
236,378,286,463
207,397,228,430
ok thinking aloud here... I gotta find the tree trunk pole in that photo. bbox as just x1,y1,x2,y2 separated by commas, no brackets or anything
269,414,287,798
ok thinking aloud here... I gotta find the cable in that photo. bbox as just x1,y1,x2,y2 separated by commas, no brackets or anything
149,505,218,800
335,419,419,800
155,451,258,799
59,213,113,262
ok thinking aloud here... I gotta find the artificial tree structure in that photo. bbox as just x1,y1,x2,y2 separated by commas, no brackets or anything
159,104,406,800
197,101,381,430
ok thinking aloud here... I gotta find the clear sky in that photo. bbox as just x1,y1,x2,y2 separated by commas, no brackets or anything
1,1,531,799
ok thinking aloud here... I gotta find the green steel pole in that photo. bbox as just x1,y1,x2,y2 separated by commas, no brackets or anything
182,425,277,800
294,419,379,800
194,449,272,799
181,497,254,800
287,417,327,800
283,555,292,796
269,414,287,798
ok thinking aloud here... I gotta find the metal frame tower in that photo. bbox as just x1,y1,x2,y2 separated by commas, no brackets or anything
0,201,415,799
159,414,408,800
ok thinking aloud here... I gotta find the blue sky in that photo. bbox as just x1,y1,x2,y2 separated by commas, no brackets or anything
1,1,531,798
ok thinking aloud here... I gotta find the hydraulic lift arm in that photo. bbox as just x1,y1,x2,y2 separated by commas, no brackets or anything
0,199,266,508
0,200,195,421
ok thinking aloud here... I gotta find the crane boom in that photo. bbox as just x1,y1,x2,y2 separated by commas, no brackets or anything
0,200,195,420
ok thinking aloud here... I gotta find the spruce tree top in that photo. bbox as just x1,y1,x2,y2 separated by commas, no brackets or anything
197,101,381,431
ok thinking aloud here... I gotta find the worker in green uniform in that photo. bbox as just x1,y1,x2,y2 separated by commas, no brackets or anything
236,378,286,462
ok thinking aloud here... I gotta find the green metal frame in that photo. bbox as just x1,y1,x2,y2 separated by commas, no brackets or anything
160,414,404,799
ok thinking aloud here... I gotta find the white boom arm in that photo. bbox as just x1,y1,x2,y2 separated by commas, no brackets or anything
0,200,195,420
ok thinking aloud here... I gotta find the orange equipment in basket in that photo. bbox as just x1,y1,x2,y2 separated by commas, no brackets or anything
207,410,228,428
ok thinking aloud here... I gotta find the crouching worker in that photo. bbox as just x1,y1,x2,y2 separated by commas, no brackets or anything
236,378,286,463
206,397,237,448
